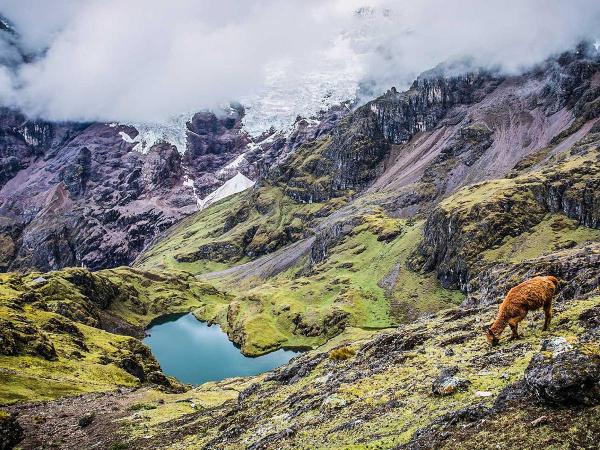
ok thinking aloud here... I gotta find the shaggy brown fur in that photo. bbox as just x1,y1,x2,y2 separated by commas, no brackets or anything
486,275,560,346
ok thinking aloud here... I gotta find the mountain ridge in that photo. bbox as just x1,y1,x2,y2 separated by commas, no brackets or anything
1,45,600,449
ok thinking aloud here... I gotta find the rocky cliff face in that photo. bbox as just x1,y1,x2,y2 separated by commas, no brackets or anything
412,131,600,302
0,114,197,271
0,94,353,272
0,105,266,271
273,72,494,203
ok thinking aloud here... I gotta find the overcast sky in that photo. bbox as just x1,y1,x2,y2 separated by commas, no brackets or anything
0,0,599,126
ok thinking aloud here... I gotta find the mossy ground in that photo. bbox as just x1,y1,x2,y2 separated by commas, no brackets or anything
136,185,342,274
211,214,463,355
134,193,247,274
26,294,593,450
0,267,229,405
133,182,464,357
483,213,600,264
0,328,139,405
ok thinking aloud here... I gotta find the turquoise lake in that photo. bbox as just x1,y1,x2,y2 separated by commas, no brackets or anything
143,313,298,385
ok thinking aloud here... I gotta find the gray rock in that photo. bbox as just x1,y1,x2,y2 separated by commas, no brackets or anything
322,394,347,409
0,412,23,450
540,336,573,355
525,348,600,405
78,412,95,428
432,367,471,396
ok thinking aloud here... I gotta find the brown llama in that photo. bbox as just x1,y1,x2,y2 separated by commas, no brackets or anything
486,275,560,346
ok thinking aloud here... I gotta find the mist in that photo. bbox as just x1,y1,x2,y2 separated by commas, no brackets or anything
0,0,599,127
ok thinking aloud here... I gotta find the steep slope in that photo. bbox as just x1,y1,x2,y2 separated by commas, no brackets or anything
2,45,600,450
0,103,347,273
0,266,229,404
4,293,598,449
135,48,600,354
0,10,352,273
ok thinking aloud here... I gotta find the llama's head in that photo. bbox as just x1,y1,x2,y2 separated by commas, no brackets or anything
547,275,560,288
485,326,499,347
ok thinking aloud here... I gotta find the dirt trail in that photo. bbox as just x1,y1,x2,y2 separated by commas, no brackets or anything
6,388,145,450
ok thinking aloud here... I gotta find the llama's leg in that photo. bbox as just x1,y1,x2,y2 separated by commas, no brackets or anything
543,302,552,331
508,319,520,340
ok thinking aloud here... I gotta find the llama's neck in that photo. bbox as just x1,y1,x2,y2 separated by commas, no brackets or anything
490,314,508,337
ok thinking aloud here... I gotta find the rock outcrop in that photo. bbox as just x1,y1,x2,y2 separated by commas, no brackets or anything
274,72,493,203
412,132,600,297
525,346,600,405
0,412,23,450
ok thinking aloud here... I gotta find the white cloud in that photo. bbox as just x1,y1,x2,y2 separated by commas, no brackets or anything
0,0,599,128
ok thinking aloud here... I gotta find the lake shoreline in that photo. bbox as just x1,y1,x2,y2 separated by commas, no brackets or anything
143,312,300,384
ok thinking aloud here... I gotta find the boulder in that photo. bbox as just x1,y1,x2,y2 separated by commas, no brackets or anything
119,357,146,382
0,411,23,450
146,371,171,387
525,347,600,405
540,337,572,356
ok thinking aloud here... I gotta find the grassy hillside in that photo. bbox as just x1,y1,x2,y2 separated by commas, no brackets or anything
136,184,346,274
0,267,229,404
220,215,464,354
138,201,465,356
6,293,597,449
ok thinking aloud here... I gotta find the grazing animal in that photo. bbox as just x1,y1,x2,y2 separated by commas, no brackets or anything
486,275,560,346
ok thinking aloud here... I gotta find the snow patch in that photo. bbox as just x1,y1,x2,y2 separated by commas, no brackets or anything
118,131,141,151
198,172,254,210
116,112,193,154
19,124,46,146
217,152,248,177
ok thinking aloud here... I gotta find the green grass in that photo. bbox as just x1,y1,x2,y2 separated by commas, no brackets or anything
134,193,248,273
0,312,139,404
483,213,600,263
209,213,463,355
136,185,344,276
0,267,230,404
145,294,600,449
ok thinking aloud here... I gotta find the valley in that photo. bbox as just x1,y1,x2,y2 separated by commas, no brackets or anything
1,41,600,449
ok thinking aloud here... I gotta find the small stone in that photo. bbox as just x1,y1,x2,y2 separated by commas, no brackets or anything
540,337,572,356
475,391,493,397
530,416,548,427
445,348,455,357
322,394,347,409
78,412,95,427
432,367,470,396
314,373,331,385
